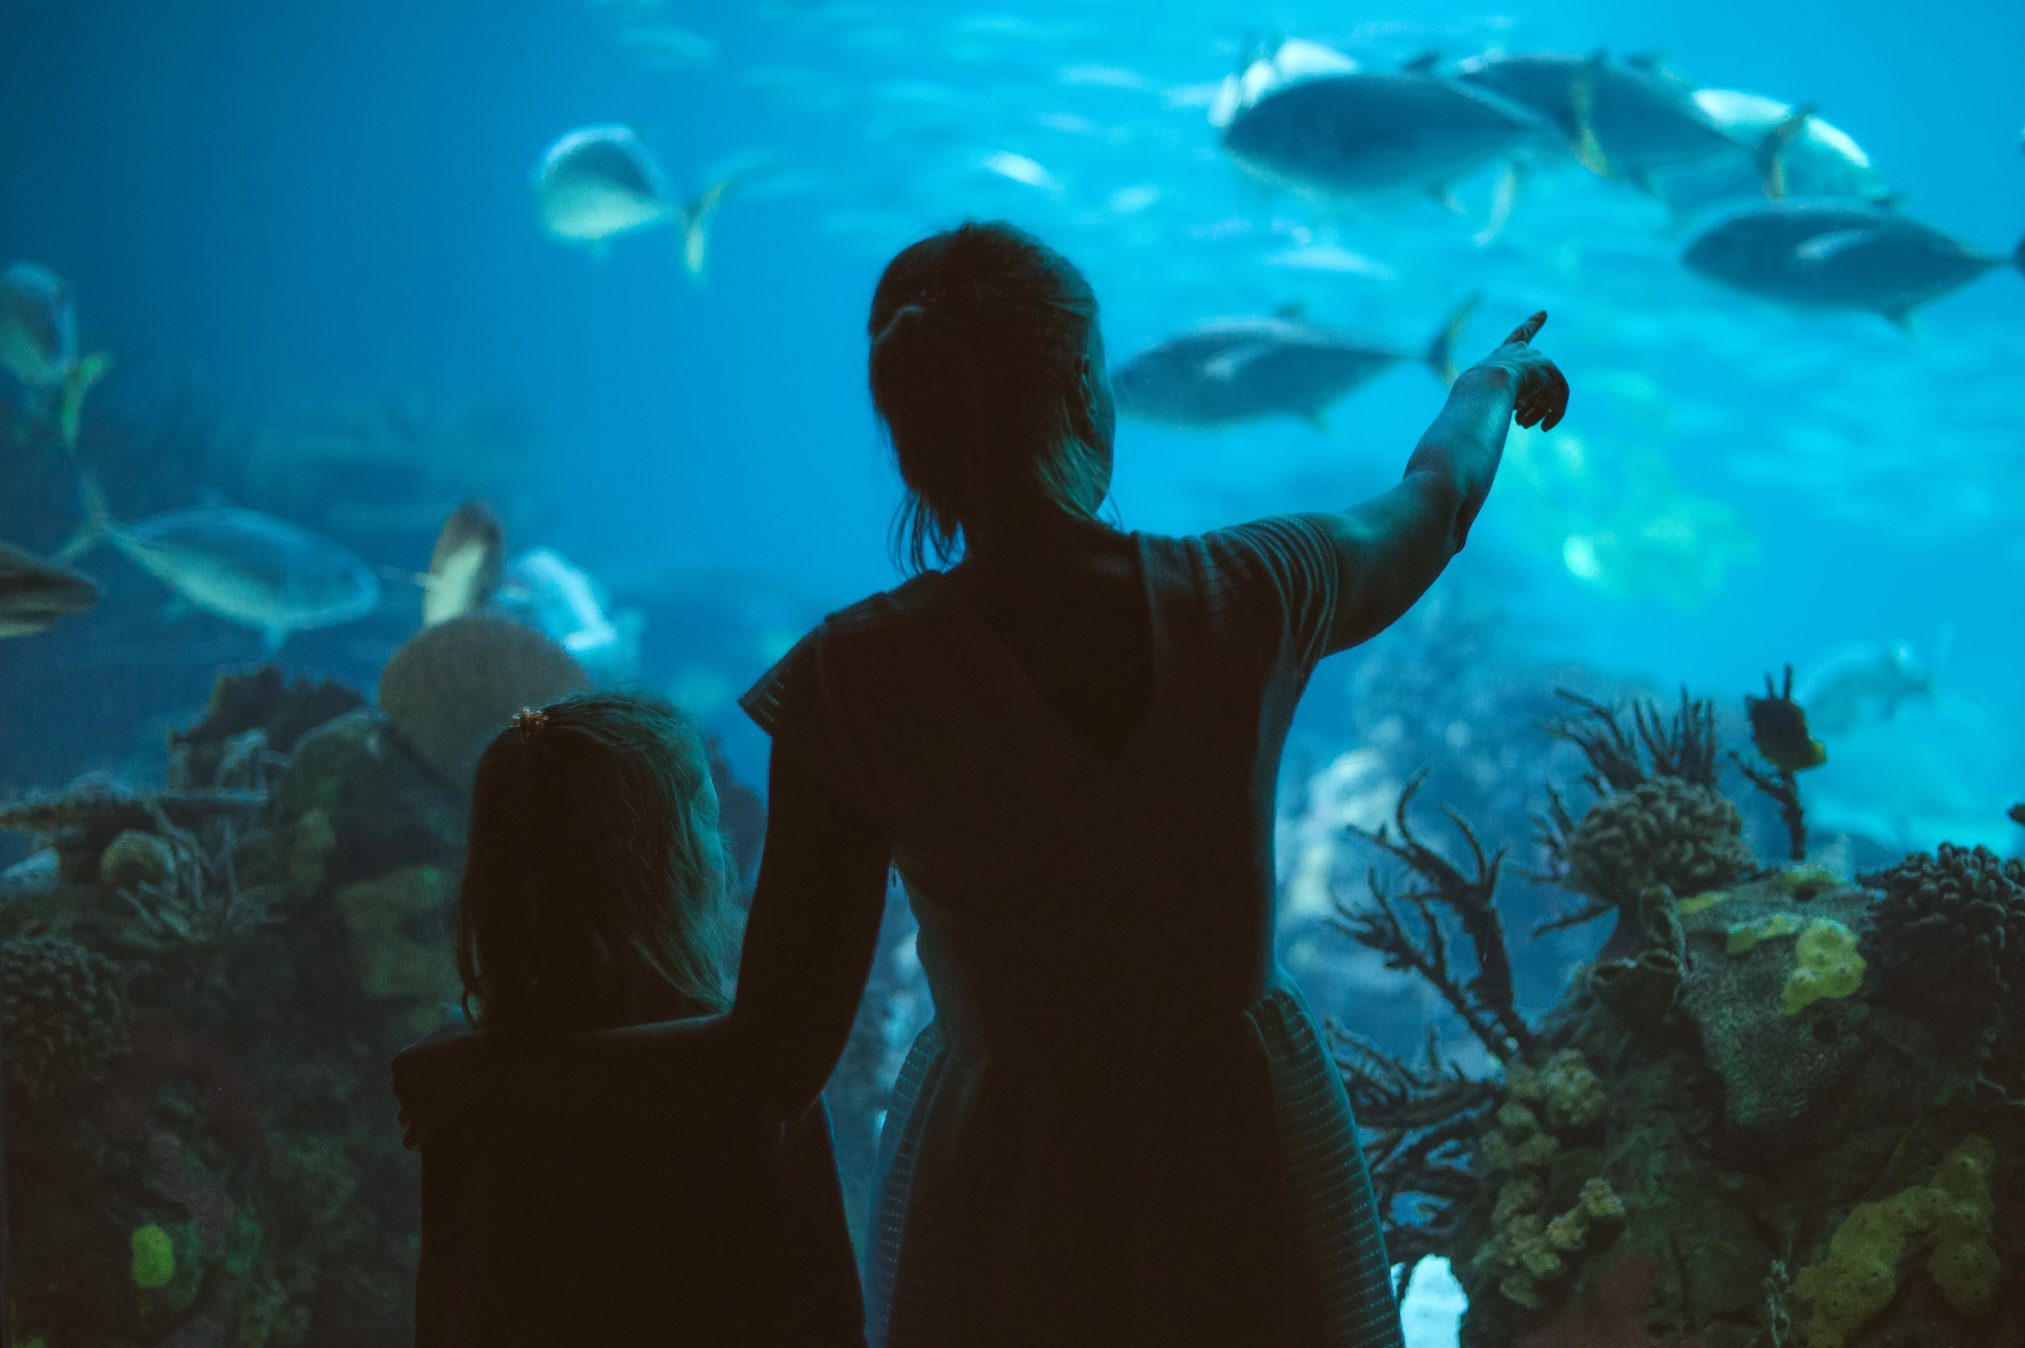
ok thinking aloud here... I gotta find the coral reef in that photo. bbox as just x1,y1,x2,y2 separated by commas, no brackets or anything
1,935,129,1104
1,639,777,1345
1533,691,1755,955
377,614,589,790
1795,1137,1999,1348
167,666,367,791
1329,677,2025,1348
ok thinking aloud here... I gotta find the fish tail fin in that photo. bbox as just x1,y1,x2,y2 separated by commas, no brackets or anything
58,351,113,453
676,174,741,282
1426,293,1481,386
2013,232,2025,277
1569,51,1611,177
54,466,114,565
1473,160,1525,246
1755,103,1816,200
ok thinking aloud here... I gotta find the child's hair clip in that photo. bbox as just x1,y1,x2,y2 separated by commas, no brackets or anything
511,707,552,737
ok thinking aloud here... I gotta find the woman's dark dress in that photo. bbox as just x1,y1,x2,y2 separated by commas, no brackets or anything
392,1020,866,1346
742,516,1404,1347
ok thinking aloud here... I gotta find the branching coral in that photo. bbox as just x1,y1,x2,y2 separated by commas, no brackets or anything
1327,774,1531,1270
1333,772,1532,1061
1532,689,1753,953
109,813,279,986
1,935,129,1105
0,783,265,883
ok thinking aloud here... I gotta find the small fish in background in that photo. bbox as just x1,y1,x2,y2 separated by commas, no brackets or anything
498,547,643,682
422,500,505,627
979,150,1060,192
1745,666,1828,773
1454,50,1743,191
1682,200,2024,326
1795,632,1950,737
0,538,101,638
0,261,112,449
1111,295,1477,431
531,125,741,278
57,474,379,653
616,23,717,71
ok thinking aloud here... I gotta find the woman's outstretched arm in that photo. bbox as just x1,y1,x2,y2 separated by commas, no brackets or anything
1315,311,1569,655
425,740,894,1123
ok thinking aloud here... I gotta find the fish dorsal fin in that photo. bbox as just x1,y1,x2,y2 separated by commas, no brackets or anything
1401,51,1442,75
1626,50,1666,72
1275,300,1306,320
1756,103,1818,199
1877,189,1909,210
1569,53,1612,177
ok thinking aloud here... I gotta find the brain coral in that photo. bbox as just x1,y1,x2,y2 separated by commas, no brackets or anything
377,615,588,790
1,936,129,1105
1567,777,1754,907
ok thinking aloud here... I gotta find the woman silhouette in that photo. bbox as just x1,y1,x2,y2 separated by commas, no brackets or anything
543,221,1565,1346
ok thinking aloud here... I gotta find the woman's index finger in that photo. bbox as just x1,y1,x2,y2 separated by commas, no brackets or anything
1503,311,1547,346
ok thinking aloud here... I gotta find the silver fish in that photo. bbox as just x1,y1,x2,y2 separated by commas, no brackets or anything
62,477,379,652
0,538,101,638
0,261,109,448
1455,51,1743,189
531,125,738,278
1683,199,2023,325
1112,297,1477,430
1797,634,1948,736
1220,63,1545,205
0,262,75,389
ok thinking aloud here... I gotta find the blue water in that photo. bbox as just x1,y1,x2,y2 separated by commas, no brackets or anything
3,1,2021,1340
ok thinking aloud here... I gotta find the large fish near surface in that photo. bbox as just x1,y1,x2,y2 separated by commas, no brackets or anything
1112,297,1477,430
0,262,111,449
1455,51,1742,190
1220,64,1545,206
531,125,738,278
59,477,379,652
1683,199,2023,324
1652,91,1894,219
1207,37,1360,130
0,538,101,638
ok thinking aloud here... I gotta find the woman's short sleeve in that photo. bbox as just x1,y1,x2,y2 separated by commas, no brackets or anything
739,624,890,820
1205,513,1344,675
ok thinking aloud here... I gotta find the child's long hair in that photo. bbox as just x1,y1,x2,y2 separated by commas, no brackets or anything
453,692,733,1033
